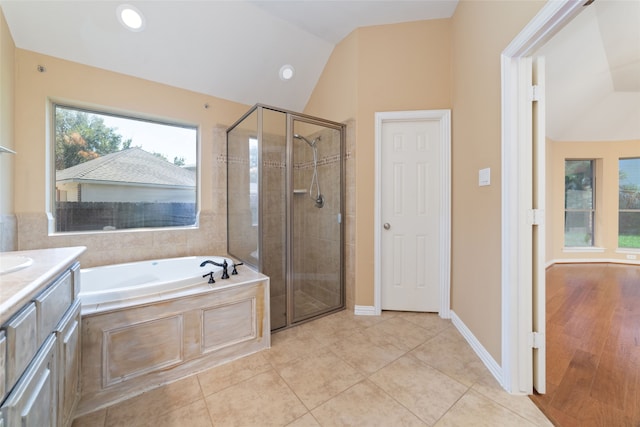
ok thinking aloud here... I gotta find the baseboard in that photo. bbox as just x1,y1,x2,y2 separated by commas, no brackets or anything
450,310,503,387
354,305,378,316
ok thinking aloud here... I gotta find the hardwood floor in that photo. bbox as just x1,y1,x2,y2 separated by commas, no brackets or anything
530,263,640,427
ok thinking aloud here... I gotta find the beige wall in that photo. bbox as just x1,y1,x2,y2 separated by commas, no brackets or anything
306,3,548,363
451,0,544,364
0,8,16,251
12,49,249,267
305,19,453,306
547,138,640,264
304,31,358,123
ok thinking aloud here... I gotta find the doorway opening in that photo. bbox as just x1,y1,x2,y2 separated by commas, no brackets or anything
501,0,585,395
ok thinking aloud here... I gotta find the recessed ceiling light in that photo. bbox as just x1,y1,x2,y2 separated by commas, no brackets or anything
117,4,145,32
279,64,295,81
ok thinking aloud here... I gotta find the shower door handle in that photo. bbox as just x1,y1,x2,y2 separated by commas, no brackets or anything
383,223,391,230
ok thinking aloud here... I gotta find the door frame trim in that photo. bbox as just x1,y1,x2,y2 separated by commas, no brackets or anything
501,0,583,394
373,110,451,317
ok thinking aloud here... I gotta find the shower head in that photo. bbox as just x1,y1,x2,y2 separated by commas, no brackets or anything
294,134,320,147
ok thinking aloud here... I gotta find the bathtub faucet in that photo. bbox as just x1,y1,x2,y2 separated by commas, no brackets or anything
200,259,230,279
231,262,243,275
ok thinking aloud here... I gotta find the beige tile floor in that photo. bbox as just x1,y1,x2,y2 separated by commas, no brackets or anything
72,310,553,427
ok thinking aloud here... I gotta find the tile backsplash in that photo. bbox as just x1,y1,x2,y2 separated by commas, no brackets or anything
0,214,17,252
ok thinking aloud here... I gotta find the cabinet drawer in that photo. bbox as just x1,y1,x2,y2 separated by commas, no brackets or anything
55,300,81,427
35,270,73,344
0,334,57,427
4,303,38,392
71,262,81,299
0,331,5,400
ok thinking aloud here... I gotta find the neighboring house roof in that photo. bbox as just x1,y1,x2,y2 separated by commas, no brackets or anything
56,147,195,187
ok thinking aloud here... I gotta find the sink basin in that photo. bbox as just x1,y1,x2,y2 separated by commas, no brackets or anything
0,255,34,275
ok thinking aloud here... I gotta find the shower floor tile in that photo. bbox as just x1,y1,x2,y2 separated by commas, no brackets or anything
271,290,333,329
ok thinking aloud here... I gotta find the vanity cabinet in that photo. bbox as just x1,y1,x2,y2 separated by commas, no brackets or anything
1,258,82,427
55,300,81,427
1,335,57,426
4,303,38,390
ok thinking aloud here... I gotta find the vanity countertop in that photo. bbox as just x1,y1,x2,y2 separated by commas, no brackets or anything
0,246,86,325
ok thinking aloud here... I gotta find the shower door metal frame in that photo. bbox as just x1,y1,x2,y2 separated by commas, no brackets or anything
286,113,346,326
227,104,346,331
256,106,264,275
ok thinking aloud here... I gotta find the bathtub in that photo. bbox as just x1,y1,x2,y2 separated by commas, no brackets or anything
79,256,227,308
76,255,270,415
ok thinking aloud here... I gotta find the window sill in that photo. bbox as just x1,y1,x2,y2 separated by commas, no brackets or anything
563,247,605,253
616,248,640,254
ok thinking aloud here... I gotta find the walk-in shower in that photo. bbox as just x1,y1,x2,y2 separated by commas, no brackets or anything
227,105,345,331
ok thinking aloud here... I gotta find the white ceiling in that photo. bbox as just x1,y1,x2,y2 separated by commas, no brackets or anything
540,0,640,142
1,0,638,141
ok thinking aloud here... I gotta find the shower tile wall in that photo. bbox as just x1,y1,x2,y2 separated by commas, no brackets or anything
227,113,355,329
0,214,17,251
14,210,227,267
293,128,342,311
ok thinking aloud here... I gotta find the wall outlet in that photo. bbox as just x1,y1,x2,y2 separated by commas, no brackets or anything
626,254,637,260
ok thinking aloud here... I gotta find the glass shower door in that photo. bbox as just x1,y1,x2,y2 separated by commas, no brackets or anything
261,108,287,330
290,118,343,323
228,105,344,331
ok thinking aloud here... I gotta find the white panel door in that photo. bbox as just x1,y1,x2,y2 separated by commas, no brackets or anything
532,56,546,394
381,120,440,312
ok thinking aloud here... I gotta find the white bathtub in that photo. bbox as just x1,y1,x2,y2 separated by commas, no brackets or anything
79,256,228,307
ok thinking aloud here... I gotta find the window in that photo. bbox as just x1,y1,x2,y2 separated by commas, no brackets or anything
564,160,594,247
619,157,640,249
54,105,197,232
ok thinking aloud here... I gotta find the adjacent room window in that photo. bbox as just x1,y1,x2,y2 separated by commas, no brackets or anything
564,160,595,247
54,104,197,232
619,157,640,249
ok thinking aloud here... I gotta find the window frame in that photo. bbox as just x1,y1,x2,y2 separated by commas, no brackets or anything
618,157,640,250
49,102,200,234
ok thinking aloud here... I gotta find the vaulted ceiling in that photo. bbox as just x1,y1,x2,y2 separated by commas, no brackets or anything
540,0,640,142
1,0,638,142
0,0,458,113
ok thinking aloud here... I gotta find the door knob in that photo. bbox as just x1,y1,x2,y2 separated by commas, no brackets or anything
383,223,391,230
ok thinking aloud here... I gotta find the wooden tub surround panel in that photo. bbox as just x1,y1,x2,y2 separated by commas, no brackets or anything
202,298,256,352
104,315,184,387
77,273,270,415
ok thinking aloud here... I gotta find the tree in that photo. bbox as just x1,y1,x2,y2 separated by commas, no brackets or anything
173,156,186,167
55,107,132,170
